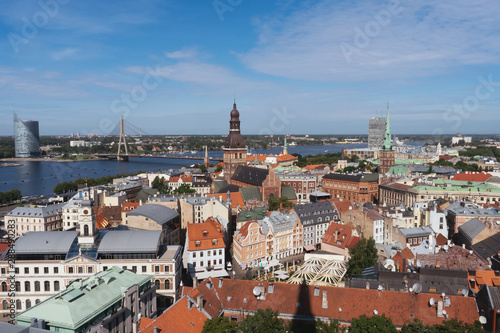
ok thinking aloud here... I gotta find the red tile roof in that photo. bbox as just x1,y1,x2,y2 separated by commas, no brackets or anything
452,172,493,182
121,201,140,212
187,219,225,251
322,223,358,249
435,233,448,246
401,247,415,260
329,200,354,217
206,192,245,209
0,242,9,254
416,246,491,271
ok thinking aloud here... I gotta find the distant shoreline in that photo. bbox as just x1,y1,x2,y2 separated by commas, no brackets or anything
0,157,105,163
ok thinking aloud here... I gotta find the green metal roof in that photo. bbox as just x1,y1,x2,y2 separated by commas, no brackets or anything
240,186,262,201
281,185,297,200
388,166,410,175
16,267,153,331
236,207,268,223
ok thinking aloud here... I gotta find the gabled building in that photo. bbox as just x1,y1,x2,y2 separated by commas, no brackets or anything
321,222,359,257
293,201,338,250
184,219,228,281
342,207,385,243
233,220,266,266
231,165,281,201
179,196,231,228
15,267,156,333
258,210,303,260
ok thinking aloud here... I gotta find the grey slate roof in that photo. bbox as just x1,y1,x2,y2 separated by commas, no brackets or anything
0,323,49,333
258,210,298,235
15,231,78,254
231,166,269,186
323,172,379,182
126,203,179,225
7,202,65,218
458,218,487,242
217,184,240,193
445,201,500,217
398,226,434,238
472,232,500,259
136,188,159,202
98,230,162,253
236,208,268,223
293,201,337,226
213,180,228,193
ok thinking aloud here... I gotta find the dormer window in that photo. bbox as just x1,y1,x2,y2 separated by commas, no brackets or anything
195,241,201,247
212,239,217,245
203,231,208,236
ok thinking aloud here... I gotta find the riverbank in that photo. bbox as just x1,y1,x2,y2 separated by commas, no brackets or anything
0,157,105,163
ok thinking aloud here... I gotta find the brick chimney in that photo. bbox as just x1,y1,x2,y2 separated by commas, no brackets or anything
197,295,204,310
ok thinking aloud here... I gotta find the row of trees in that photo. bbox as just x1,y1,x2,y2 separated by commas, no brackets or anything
53,172,144,194
151,176,196,195
0,189,22,205
433,158,493,172
202,309,485,333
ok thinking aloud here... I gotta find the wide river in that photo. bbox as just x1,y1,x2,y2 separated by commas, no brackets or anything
0,143,424,196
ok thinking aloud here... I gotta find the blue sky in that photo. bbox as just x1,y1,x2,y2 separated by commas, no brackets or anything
0,0,499,136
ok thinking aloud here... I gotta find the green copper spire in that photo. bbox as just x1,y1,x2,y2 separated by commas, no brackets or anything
283,135,288,155
383,101,392,151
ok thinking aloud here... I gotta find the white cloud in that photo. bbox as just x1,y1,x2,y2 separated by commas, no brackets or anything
240,0,500,81
51,48,78,60
165,48,198,60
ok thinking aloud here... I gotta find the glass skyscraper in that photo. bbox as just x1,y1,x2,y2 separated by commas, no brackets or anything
14,113,40,158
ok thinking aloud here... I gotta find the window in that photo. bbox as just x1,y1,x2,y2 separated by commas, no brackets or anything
193,252,196,258
24,281,30,292
103,266,108,271
44,281,50,292
1,268,5,275
24,267,29,274
78,267,83,274
165,265,170,273
155,266,160,273
44,267,49,274
54,281,60,291
34,267,39,274
142,266,147,273
165,280,171,290
88,267,93,274
15,281,20,292
16,299,21,310
54,267,58,274
35,281,40,292
131,266,137,273
68,267,74,274
154,280,160,290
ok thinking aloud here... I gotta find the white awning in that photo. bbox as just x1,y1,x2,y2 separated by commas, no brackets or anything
194,269,229,280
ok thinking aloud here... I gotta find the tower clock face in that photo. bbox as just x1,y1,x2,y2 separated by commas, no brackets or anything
236,141,240,147
83,210,89,215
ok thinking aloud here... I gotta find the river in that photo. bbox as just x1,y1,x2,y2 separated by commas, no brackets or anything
0,142,424,196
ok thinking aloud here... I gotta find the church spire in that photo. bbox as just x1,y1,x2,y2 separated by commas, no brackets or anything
283,135,288,155
383,101,392,151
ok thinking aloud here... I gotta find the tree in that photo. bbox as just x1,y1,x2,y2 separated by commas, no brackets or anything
215,164,223,173
239,309,284,333
268,196,293,211
175,183,196,194
152,176,172,194
202,317,238,333
347,236,377,276
316,318,344,333
350,314,397,333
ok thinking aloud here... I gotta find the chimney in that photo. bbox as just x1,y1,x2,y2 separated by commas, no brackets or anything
30,318,37,327
37,319,46,329
436,260,440,268
154,327,159,333
322,291,328,309
197,295,204,310
193,277,198,288
219,277,223,288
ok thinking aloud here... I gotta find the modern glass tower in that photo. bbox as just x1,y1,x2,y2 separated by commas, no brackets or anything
14,112,40,158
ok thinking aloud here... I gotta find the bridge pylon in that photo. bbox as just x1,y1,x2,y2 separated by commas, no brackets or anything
117,116,129,161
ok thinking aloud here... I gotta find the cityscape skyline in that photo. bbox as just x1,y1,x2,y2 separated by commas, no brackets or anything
0,0,499,136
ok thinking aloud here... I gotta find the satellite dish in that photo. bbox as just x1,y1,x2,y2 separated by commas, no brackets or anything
412,283,422,294
416,259,422,267
409,288,413,293
442,292,446,298
479,316,487,324
462,289,468,296
378,285,384,291
339,307,342,312
373,309,378,315
429,298,435,306
252,286,261,297
442,310,447,315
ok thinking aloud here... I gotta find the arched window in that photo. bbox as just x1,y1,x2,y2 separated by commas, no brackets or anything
78,267,83,274
15,281,20,292
165,279,171,290
35,299,40,304
54,281,60,292
26,299,32,309
24,281,30,292
154,280,160,290
16,299,21,310
44,281,50,292
88,267,93,274
2,300,7,310
35,281,40,292
1,282,7,292
84,224,89,236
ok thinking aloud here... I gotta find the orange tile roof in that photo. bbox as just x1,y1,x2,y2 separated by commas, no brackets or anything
206,192,245,209
187,219,225,251
247,154,267,163
468,269,498,292
329,200,354,217
139,318,153,331
95,213,112,230
121,201,140,212
322,223,357,249
0,242,9,254
401,247,415,260
435,233,448,246
452,172,493,182
276,154,298,162
304,164,322,170
212,278,479,328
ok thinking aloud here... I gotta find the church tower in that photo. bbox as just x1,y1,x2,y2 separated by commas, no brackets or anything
77,199,97,245
379,102,395,173
223,100,247,182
